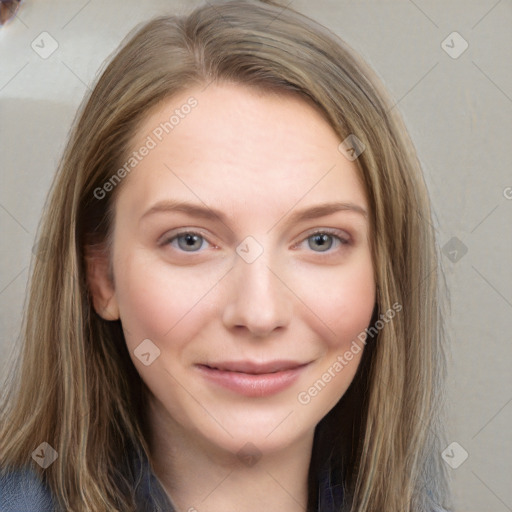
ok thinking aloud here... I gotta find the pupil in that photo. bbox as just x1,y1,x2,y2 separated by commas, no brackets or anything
179,233,201,251
311,234,331,252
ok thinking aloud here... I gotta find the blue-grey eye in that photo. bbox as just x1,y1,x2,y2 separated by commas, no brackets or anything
308,233,335,252
174,232,205,252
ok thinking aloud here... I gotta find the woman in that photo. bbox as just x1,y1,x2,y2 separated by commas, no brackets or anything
0,1,452,511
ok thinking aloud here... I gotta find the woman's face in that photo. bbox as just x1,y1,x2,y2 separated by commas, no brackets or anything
95,82,376,457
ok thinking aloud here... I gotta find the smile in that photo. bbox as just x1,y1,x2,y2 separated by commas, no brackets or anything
196,360,311,397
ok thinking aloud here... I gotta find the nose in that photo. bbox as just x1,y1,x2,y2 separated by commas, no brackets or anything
222,249,293,338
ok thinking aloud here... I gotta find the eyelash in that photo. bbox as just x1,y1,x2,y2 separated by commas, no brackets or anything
159,228,351,258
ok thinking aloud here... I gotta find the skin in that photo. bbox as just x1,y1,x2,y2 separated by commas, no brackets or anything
88,82,376,512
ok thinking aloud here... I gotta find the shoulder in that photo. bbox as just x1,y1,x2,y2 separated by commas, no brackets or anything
0,466,56,512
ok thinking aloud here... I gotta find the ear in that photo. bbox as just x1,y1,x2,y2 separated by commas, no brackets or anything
84,246,120,321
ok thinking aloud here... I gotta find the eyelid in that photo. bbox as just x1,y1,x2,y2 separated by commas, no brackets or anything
158,228,216,248
299,227,351,244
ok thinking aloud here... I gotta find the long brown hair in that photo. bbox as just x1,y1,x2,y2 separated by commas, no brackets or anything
0,1,452,510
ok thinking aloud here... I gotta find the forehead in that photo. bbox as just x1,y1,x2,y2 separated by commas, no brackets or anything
117,82,368,218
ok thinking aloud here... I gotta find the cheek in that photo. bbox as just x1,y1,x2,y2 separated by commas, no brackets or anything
292,267,375,421
112,251,221,350
293,253,376,351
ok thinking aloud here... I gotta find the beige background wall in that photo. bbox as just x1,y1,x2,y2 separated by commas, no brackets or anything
1,1,511,510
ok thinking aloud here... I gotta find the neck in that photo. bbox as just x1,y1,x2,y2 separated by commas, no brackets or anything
146,396,314,512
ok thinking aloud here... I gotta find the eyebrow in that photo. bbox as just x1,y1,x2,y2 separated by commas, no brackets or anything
139,199,368,226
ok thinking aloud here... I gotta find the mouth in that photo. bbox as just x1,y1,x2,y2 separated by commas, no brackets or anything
199,360,309,374
195,360,311,397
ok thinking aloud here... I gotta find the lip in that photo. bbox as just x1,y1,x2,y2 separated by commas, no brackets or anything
196,360,310,397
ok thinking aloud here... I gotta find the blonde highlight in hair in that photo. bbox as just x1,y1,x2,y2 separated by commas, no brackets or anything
0,1,452,511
